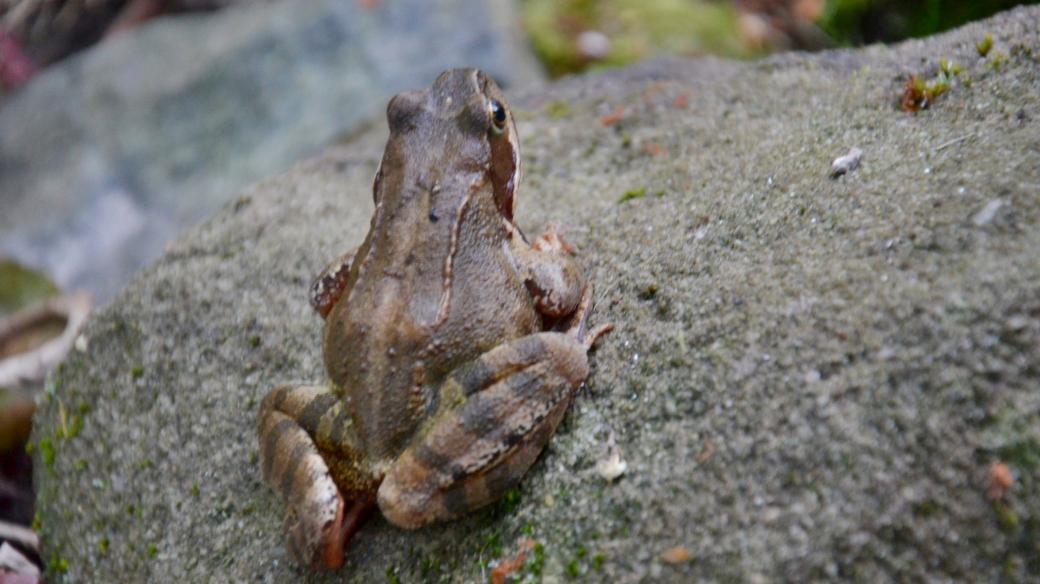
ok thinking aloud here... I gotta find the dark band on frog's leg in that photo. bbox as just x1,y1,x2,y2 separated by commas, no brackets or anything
438,386,571,518
259,386,344,505
448,335,550,397
262,418,295,480
259,385,374,495
298,393,341,435
376,332,590,529
327,406,353,451
257,384,373,569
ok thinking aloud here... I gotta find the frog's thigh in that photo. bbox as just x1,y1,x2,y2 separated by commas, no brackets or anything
257,385,369,569
378,333,589,529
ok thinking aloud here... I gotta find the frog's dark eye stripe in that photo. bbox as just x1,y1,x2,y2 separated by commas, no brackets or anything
488,99,507,134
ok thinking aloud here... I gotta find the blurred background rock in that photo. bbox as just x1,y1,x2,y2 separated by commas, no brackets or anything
0,0,1036,305
0,0,540,305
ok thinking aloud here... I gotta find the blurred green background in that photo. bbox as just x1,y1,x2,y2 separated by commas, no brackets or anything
520,0,1039,77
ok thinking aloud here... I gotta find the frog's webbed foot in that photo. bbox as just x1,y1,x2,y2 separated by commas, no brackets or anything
376,332,593,529
257,384,375,569
310,247,357,319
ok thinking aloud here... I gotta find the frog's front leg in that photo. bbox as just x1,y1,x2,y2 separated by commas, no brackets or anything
517,224,585,319
310,247,357,319
376,324,604,529
257,385,377,569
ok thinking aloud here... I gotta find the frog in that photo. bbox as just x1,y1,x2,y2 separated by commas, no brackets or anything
257,68,611,570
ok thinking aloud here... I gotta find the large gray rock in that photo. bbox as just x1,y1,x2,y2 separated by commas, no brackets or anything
33,7,1040,582
0,0,540,303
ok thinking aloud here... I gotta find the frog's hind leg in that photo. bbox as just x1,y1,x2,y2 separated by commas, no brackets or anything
376,333,593,529
257,385,376,569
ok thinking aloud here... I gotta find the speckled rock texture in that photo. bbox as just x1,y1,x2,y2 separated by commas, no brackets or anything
33,7,1040,583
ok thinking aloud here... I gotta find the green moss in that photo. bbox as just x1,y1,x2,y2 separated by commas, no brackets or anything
498,487,522,513
31,512,41,531
998,439,1040,470
521,522,535,536
1003,556,1018,578
385,565,401,584
977,33,994,57
994,501,1019,532
46,365,64,398
939,58,962,76
68,415,84,439
248,335,261,348
147,544,158,558
48,555,69,574
481,532,503,559
592,552,605,571
131,365,144,380
902,63,959,112
419,554,442,578
566,558,581,578
639,283,659,300
98,537,109,556
620,187,647,203
74,459,87,472
0,258,59,316
191,482,200,498
545,100,571,119
527,542,545,577
912,499,939,518
40,438,56,467
989,51,1009,70
565,544,590,579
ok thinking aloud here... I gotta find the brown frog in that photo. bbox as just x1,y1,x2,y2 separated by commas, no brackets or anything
257,68,611,570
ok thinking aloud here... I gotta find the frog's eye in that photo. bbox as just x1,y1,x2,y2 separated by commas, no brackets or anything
488,99,508,135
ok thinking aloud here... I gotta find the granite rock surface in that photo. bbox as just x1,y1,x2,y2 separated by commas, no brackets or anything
33,7,1040,582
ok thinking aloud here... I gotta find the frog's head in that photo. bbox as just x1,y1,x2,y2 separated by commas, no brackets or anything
377,69,521,222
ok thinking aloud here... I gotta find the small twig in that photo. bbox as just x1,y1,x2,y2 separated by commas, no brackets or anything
934,134,973,152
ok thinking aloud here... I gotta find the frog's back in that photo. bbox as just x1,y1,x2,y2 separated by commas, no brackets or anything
323,186,539,464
